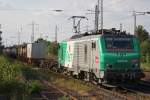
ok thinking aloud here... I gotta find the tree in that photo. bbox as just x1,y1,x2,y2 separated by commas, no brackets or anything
35,38,58,58
35,38,46,43
140,40,150,62
136,25,149,43
137,25,150,63
0,30,3,54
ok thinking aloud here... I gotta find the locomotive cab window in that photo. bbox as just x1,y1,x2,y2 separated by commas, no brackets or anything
105,37,134,52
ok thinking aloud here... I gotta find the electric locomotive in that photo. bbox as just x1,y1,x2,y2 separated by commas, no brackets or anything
58,29,145,83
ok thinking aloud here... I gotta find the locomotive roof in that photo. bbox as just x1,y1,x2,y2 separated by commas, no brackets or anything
67,29,134,42
69,34,101,41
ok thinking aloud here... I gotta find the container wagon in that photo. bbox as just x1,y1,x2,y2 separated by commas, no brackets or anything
26,42,47,64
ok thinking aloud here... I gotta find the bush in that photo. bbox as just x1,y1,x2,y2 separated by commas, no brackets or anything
0,56,26,95
140,40,150,63
26,80,43,94
0,81,25,94
0,56,23,83
35,38,58,57
21,67,39,80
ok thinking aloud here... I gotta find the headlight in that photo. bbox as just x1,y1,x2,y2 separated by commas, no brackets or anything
106,64,112,70
132,63,139,69
106,64,109,67
135,63,139,67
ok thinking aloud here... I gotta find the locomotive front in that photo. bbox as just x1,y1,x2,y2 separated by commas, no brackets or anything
100,35,145,82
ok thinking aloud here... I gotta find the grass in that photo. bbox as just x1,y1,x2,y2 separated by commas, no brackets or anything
141,63,150,71
38,69,93,95
59,96,70,100
55,78,92,94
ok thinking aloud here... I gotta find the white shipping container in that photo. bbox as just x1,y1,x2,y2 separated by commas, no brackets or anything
27,43,46,59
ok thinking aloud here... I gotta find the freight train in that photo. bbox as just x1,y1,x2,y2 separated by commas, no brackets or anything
3,29,145,83
3,42,47,64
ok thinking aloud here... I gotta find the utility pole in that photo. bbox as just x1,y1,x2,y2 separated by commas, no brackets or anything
133,11,150,36
18,27,22,45
29,21,38,43
5,38,7,47
55,25,58,43
0,24,2,49
120,23,122,32
95,5,99,31
18,31,20,45
69,16,88,34
100,0,103,34
87,0,103,34
133,11,137,36
94,0,100,32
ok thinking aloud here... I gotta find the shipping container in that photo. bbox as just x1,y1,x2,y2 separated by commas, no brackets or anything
27,42,46,59
17,44,27,60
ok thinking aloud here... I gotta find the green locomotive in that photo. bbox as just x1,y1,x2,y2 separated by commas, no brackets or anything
58,29,145,83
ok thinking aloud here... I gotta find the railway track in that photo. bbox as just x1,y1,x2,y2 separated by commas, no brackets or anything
40,82,65,100
110,80,150,100
30,80,78,100
38,61,150,100
25,66,150,100
31,87,65,100
14,58,150,100
35,68,125,100
40,80,127,100
38,80,100,100
40,80,78,100
38,69,142,100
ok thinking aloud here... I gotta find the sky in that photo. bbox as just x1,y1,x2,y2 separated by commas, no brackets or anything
0,0,150,46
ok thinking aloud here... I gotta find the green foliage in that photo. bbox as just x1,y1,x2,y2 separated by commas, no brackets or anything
0,81,26,94
21,65,44,95
35,38,45,43
26,80,43,94
140,40,150,63
59,96,70,100
0,31,3,54
48,42,58,57
35,38,58,57
21,67,39,80
136,25,150,64
141,63,150,71
0,56,23,83
0,56,26,96
0,55,44,100
136,25,149,43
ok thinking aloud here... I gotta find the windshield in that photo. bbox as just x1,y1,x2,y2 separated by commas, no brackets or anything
105,37,134,52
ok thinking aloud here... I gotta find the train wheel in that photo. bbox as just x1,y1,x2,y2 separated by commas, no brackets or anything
84,72,90,82
78,71,85,80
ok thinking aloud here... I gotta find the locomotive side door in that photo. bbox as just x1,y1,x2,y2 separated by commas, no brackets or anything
91,40,100,78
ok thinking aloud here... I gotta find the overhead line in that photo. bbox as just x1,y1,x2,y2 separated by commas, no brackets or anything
0,8,134,13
